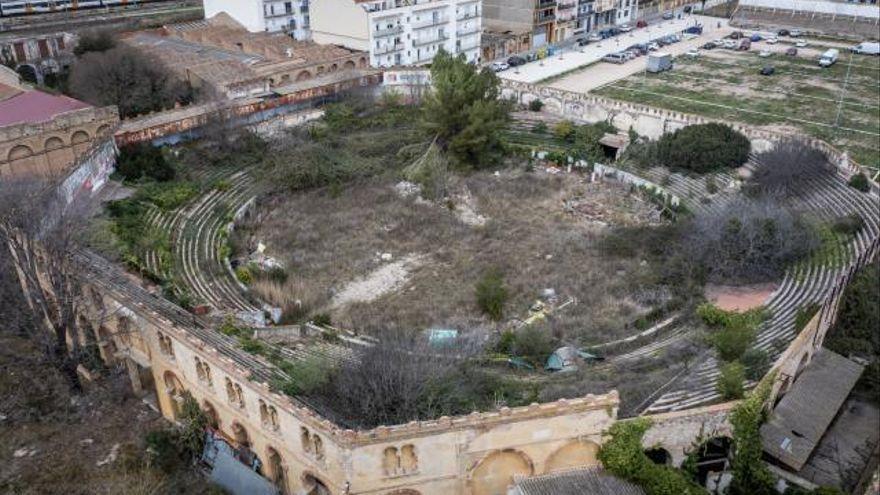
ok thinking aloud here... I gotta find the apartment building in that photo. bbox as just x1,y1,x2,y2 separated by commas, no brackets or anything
484,0,634,49
311,0,482,67
203,0,311,39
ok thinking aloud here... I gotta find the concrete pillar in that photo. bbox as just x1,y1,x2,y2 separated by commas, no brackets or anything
125,357,144,396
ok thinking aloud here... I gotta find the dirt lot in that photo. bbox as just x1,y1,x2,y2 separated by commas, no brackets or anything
240,169,667,344
593,42,880,170
0,333,213,495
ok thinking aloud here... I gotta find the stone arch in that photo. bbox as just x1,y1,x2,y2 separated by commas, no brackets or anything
383,446,400,475
358,57,367,68
542,97,562,114
16,64,38,84
266,446,287,492
70,130,90,144
344,60,356,69
296,70,312,81
96,124,111,136
202,400,220,429
690,436,732,486
163,370,185,419
280,74,291,84
44,136,65,150
400,444,418,473
469,449,534,495
544,439,600,473
8,144,33,161
231,421,250,448
302,472,331,495
644,447,672,466
97,325,117,364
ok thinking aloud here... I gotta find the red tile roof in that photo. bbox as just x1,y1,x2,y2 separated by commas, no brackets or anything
0,89,91,127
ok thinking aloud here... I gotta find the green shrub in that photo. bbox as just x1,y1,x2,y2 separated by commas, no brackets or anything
705,176,719,194
177,392,208,459
312,313,332,327
513,326,555,367
235,265,253,285
116,143,175,182
641,123,750,173
218,318,243,337
712,325,756,362
728,375,776,495
145,429,183,473
532,121,548,134
137,182,198,210
528,99,544,111
699,304,766,362
848,173,871,192
495,330,516,355
741,348,770,381
794,303,820,331
276,356,334,395
599,418,706,495
831,213,864,236
475,269,508,321
717,361,746,399
553,120,576,141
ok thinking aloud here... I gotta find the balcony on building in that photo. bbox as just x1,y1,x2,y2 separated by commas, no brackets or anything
456,9,481,21
536,12,556,23
375,42,405,54
413,15,449,29
537,0,558,8
456,26,481,36
374,24,405,37
413,33,449,46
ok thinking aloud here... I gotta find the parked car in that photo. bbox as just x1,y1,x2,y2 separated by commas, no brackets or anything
765,36,778,44
685,49,700,57
662,11,674,19
795,40,808,48
777,29,790,36
684,25,703,35
619,23,633,32
789,29,802,37
588,33,603,42
758,50,771,58
577,37,590,46
760,65,775,76
701,42,717,50
490,62,509,72
603,53,628,64
636,20,648,28
722,40,737,49
786,47,798,57
728,31,744,39
851,41,880,55
683,5,692,13
507,56,526,66
739,39,751,51
598,28,615,39
648,42,660,51
819,48,839,67
647,52,674,72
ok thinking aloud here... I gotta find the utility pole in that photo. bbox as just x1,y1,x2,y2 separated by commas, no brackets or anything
833,50,854,130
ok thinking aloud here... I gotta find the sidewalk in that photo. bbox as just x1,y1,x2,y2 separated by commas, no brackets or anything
498,15,717,84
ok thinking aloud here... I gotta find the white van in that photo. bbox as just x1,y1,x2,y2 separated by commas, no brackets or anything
851,42,880,56
819,48,839,67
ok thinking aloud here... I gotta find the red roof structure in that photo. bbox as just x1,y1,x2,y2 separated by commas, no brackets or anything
0,89,91,127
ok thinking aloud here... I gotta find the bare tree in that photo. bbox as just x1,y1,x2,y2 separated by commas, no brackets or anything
682,196,820,284
748,139,834,197
0,179,95,392
69,45,192,119
323,331,485,428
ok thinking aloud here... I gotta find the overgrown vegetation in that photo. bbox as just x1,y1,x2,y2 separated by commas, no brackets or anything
748,139,833,197
825,262,880,405
633,123,750,173
698,304,768,396
848,173,871,193
422,49,511,168
728,374,776,495
598,418,706,495
475,268,508,321
115,143,175,182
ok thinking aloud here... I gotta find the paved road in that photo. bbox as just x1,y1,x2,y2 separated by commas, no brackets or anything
548,16,732,93
498,15,715,84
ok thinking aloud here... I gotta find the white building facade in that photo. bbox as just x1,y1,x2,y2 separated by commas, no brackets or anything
311,0,481,68
203,0,311,40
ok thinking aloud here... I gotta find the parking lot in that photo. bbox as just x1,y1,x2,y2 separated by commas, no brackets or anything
546,19,733,93
498,15,720,84
591,34,880,169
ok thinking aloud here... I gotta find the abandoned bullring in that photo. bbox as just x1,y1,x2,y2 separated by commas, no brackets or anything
3,47,879,495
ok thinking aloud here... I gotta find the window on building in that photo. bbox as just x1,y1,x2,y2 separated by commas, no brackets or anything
285,1,292,13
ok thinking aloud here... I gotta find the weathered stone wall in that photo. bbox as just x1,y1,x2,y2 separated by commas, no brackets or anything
0,105,119,180
499,80,872,185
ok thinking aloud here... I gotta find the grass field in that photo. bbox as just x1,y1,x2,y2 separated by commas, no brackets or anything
593,47,880,171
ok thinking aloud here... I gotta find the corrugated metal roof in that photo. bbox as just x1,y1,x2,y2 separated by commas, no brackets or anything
760,348,864,471
514,467,645,495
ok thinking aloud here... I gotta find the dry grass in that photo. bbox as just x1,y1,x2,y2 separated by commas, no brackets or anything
243,169,663,344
